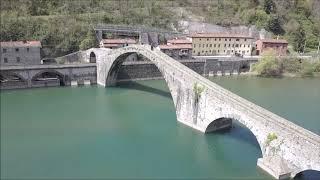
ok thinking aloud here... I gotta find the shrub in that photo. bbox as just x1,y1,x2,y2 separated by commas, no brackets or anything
300,61,314,77
252,50,282,76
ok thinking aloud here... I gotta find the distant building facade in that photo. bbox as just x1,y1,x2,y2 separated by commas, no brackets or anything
159,38,192,60
256,39,288,56
191,33,253,56
99,39,136,49
0,41,42,66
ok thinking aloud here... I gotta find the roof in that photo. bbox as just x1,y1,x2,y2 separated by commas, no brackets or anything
159,44,192,50
191,33,253,39
100,39,136,44
167,39,192,44
258,39,288,44
0,41,41,47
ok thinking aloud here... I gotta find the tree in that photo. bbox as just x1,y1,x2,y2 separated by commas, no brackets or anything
79,29,97,50
266,15,285,35
264,0,276,14
291,25,306,52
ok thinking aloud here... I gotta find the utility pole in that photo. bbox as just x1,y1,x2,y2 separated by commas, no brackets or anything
302,40,307,54
317,38,320,55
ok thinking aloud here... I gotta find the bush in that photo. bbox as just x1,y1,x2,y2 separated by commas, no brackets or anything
252,50,282,76
300,61,314,77
282,58,302,73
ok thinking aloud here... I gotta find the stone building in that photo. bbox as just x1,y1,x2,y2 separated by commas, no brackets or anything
99,39,137,49
159,38,192,60
0,41,42,66
191,33,253,56
256,39,288,56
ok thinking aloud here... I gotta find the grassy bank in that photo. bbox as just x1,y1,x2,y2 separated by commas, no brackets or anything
251,50,320,78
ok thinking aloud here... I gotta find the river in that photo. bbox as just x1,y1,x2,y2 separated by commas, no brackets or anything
1,76,319,179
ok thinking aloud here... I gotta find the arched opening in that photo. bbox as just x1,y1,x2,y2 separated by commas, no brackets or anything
205,117,263,159
293,170,320,180
89,52,96,63
31,71,66,87
0,72,27,88
205,118,233,133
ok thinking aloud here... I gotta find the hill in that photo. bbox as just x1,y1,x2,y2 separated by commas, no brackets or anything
1,0,319,57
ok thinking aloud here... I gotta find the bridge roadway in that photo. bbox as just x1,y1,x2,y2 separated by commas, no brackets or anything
92,45,320,180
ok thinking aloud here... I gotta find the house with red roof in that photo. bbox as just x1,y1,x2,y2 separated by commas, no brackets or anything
159,38,192,60
1,40,42,65
256,39,288,56
99,38,137,49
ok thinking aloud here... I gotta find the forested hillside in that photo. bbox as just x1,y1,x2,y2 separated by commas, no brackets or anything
1,0,319,57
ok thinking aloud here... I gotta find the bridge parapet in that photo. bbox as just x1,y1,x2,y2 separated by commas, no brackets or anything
95,45,320,179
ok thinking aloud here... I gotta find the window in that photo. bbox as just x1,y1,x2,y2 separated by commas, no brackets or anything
225,38,227,41
202,50,204,53
215,38,217,41
16,57,20,62
236,39,239,41
228,44,231,47
245,39,247,41
214,44,216,47
229,38,231,41
224,50,226,52
210,44,212,47
194,44,196,48
224,44,226,47
16,48,19,52
27,48,30,52
203,44,205,48
209,50,211,52
235,44,239,47
218,44,220,47
199,39,201,41
3,49,7,53
199,44,201,48
232,50,234,53
219,38,221,41
206,44,208,47
240,44,242,47
232,44,234,47
207,38,209,41
4,58,8,63
193,50,195,53
218,50,220,53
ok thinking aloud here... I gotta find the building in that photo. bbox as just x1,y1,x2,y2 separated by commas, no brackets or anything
159,38,192,60
99,39,137,49
0,40,42,66
191,33,253,56
256,39,288,56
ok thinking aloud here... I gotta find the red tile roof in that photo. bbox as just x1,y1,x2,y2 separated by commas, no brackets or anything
100,39,136,44
167,39,192,44
258,39,288,44
191,33,253,39
0,41,41,47
159,44,192,50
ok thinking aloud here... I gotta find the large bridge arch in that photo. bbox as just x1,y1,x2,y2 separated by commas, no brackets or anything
94,45,320,179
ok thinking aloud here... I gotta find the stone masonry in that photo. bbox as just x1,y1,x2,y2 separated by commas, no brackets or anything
93,44,320,180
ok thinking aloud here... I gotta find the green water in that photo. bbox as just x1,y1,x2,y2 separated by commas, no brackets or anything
1,77,319,179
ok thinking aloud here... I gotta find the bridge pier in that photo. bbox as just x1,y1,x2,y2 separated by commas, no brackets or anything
257,157,292,180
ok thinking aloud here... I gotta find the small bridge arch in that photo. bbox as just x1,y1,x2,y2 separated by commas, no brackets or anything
31,70,67,86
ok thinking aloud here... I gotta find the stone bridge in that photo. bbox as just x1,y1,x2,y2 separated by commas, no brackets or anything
0,64,96,89
91,45,320,179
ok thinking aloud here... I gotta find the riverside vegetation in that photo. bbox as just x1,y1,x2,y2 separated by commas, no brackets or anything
1,0,319,58
252,50,320,77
